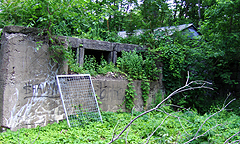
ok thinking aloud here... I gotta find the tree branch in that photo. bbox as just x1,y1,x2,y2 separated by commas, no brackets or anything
183,96,236,144
224,131,240,144
108,73,213,143
31,126,41,144
144,115,169,143
193,98,235,139
184,124,222,144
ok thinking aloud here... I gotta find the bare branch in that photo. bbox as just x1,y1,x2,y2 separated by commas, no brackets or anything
223,93,231,107
144,107,192,143
108,107,155,143
110,120,121,141
157,108,192,137
108,73,213,143
224,131,240,144
144,115,169,144
175,131,181,144
163,104,189,110
178,117,190,136
193,98,235,139
183,98,236,144
156,109,192,124
184,124,222,144
18,128,20,144
230,140,240,144
177,86,213,94
185,71,190,85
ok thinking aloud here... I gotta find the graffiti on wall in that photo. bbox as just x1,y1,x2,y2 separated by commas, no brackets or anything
98,81,125,101
5,61,65,130
23,81,59,98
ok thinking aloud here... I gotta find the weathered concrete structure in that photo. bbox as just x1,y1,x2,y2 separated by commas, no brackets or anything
58,34,144,67
0,26,163,131
0,26,65,131
94,80,161,112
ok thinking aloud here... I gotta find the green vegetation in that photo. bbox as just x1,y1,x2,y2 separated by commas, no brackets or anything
0,111,239,143
116,50,160,110
0,1,239,142
69,55,120,76
124,78,137,111
66,49,160,110
141,79,150,107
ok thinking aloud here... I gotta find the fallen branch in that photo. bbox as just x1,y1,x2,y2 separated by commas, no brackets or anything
224,131,240,144
108,72,213,143
184,124,223,144
184,94,236,144
144,115,169,143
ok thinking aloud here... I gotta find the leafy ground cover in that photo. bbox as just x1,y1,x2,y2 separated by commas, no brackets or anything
0,110,239,144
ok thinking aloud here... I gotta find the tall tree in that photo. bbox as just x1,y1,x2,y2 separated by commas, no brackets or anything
171,0,217,26
201,0,240,97
140,0,170,31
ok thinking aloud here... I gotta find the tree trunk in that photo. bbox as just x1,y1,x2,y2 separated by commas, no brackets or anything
185,0,189,18
198,0,201,23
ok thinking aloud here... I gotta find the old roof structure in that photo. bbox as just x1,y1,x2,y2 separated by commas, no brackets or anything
118,23,201,39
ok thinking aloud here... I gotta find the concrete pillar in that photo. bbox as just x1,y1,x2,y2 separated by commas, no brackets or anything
112,51,117,64
77,48,80,66
62,45,69,75
79,48,85,67
107,51,113,63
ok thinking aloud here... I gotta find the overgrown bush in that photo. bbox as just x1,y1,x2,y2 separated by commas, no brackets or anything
117,50,160,80
68,55,120,76
116,50,161,110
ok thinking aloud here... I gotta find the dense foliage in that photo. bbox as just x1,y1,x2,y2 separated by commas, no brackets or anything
0,0,239,113
0,111,239,143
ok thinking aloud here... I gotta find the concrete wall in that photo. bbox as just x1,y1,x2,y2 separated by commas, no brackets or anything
93,80,161,112
0,26,66,130
0,26,163,131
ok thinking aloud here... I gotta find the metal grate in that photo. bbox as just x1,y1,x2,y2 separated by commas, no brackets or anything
56,74,102,127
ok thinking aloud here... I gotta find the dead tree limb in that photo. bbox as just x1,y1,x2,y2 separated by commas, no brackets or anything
184,97,236,144
143,109,192,143
108,72,213,144
184,124,222,144
30,126,41,144
224,131,240,144
144,115,169,143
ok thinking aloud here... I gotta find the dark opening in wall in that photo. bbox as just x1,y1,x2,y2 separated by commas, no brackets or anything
117,51,122,58
85,49,111,64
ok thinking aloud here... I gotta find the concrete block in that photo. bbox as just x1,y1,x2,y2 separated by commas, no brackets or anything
79,48,85,67
113,43,145,52
82,39,113,51
0,26,65,131
93,79,162,112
